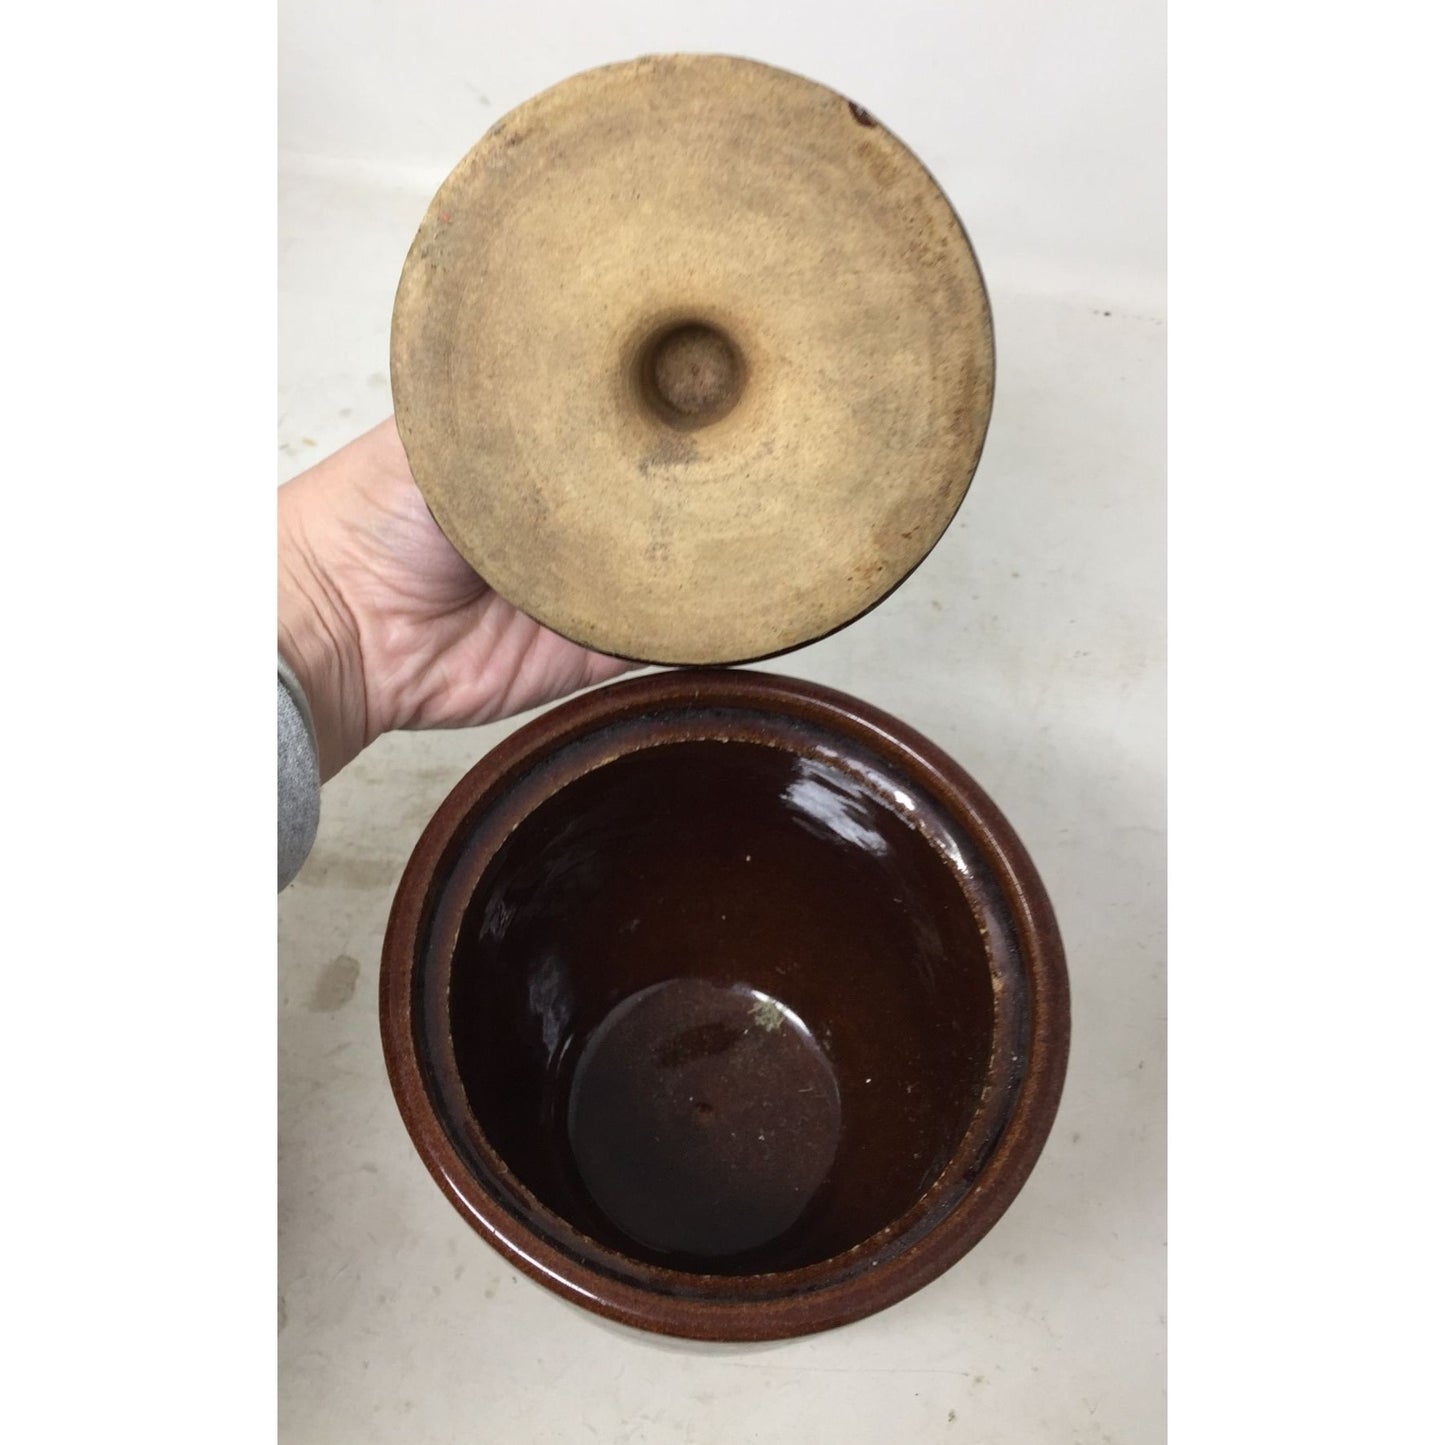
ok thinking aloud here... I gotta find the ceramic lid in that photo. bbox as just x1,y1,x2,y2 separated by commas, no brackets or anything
391,54,994,666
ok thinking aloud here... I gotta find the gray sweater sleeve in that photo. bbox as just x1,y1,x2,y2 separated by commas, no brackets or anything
278,656,321,890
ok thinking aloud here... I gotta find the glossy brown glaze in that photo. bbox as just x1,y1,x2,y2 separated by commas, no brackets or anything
446,739,995,1274
381,671,1068,1341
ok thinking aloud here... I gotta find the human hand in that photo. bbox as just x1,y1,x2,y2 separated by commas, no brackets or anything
278,417,633,780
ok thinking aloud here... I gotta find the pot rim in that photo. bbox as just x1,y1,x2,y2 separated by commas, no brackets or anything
380,669,1069,1342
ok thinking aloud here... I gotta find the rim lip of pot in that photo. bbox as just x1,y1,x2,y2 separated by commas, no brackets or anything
379,668,1070,1343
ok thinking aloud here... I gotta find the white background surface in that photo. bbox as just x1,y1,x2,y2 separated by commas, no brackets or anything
279,4,1164,1441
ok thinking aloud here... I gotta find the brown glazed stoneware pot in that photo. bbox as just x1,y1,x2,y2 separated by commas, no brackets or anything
380,670,1069,1341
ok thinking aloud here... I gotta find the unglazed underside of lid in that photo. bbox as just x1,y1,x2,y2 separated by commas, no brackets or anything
392,54,994,665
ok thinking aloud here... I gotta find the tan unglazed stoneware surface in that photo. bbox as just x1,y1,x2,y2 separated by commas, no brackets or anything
391,54,995,665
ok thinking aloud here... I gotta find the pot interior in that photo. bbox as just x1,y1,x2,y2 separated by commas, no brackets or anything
442,736,997,1275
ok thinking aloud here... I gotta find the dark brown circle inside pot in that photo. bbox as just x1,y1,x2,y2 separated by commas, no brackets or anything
381,671,1068,1341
